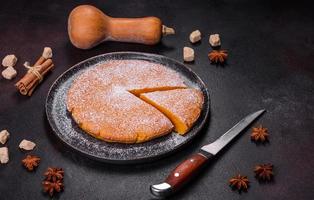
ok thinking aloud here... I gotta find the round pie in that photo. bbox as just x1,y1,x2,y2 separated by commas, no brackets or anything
67,59,204,143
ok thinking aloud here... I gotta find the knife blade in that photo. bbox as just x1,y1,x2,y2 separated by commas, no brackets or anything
150,109,265,198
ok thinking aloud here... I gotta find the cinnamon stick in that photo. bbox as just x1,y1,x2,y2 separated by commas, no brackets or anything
34,56,46,66
16,57,45,95
15,56,54,96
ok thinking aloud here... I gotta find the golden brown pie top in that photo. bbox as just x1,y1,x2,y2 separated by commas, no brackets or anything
67,59,189,143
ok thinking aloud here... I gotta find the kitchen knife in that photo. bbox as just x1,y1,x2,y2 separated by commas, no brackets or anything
150,109,265,198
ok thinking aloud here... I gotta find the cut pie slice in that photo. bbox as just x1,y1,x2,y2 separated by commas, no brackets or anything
140,88,204,135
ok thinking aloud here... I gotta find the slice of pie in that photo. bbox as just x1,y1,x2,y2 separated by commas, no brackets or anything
140,88,204,135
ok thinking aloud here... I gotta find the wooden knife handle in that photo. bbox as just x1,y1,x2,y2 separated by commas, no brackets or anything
150,152,212,197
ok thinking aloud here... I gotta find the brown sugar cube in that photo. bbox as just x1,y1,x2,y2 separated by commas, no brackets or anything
2,54,17,67
0,130,10,145
2,66,17,80
189,30,201,43
19,139,36,150
0,147,9,164
42,47,53,59
209,34,221,47
183,47,195,62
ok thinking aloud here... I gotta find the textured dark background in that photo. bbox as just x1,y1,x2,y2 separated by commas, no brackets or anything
0,0,314,199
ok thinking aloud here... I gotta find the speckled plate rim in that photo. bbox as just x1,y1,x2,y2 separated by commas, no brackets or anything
46,52,210,164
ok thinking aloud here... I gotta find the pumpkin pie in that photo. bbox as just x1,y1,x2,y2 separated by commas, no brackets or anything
67,60,190,143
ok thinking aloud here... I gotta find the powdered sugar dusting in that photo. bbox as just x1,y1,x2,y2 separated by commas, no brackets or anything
67,59,187,143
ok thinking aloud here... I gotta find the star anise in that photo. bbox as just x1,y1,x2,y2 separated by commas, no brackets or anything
251,125,269,142
42,180,64,196
254,163,274,181
21,155,40,171
44,167,64,182
208,50,228,64
229,174,250,191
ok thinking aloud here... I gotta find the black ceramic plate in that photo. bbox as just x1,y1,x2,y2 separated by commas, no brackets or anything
46,52,210,164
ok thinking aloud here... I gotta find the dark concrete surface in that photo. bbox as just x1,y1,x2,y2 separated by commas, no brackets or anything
0,0,313,199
